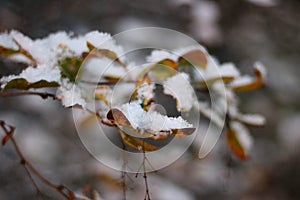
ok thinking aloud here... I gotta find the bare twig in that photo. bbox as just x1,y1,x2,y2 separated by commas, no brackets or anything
121,139,127,200
142,140,151,200
0,120,75,200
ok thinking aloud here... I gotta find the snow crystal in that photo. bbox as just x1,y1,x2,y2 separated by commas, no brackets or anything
163,72,195,112
56,79,86,108
118,101,193,132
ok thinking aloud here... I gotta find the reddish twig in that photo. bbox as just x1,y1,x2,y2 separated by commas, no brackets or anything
0,120,75,200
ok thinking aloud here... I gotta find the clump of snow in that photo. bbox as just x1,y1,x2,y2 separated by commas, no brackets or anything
56,79,86,108
146,49,177,63
137,83,155,100
230,121,253,152
117,101,193,133
84,31,125,61
175,45,208,58
219,63,240,78
0,32,18,49
163,72,195,112
0,64,61,89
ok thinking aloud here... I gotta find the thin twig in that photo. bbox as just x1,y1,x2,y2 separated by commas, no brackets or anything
142,140,151,200
0,120,75,200
121,139,127,200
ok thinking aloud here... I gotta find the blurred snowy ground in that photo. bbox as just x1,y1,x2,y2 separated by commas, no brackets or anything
1,0,300,199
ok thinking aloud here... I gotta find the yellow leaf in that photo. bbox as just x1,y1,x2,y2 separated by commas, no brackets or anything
106,108,132,127
231,63,266,91
226,128,248,160
178,49,208,69
139,59,177,81
84,42,126,68
119,130,157,151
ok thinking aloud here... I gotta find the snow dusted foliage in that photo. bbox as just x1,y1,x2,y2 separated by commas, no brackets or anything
0,30,267,159
163,72,195,112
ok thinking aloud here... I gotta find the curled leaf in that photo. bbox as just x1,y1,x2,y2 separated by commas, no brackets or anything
84,42,126,68
139,59,177,81
226,122,253,160
107,108,132,127
119,130,157,151
178,49,208,69
107,101,195,138
230,62,266,91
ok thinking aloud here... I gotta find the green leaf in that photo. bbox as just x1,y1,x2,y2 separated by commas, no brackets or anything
3,78,59,91
58,56,82,82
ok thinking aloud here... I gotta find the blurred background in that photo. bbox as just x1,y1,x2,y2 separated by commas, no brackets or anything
0,0,300,199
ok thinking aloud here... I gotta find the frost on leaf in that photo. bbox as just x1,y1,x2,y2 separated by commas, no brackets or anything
236,113,266,126
107,101,195,138
56,79,86,108
178,49,208,69
230,62,267,91
0,64,61,90
163,72,195,112
226,121,253,160
146,50,177,63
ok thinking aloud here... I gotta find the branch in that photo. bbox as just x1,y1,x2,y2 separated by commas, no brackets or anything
0,120,75,200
